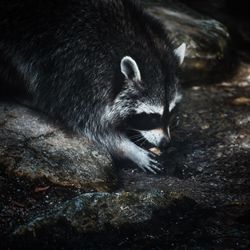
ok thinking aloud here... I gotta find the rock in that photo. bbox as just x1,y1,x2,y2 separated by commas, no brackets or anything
141,0,232,83
13,191,194,237
179,0,250,61
0,102,115,191
232,96,250,106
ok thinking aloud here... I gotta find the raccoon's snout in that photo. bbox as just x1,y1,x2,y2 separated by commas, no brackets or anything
140,128,170,148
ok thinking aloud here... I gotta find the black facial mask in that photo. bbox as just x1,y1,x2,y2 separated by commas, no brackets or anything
125,113,161,131
124,104,180,132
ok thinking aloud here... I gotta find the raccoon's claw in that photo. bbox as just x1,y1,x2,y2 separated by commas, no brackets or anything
118,139,162,174
139,151,162,174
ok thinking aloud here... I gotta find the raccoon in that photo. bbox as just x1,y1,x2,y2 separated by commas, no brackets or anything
0,0,185,173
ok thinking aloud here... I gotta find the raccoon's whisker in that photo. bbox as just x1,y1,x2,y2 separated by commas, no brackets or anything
134,136,145,143
132,137,144,142
129,134,144,142
128,128,142,133
140,138,148,146
128,133,141,139
129,134,143,140
132,135,148,145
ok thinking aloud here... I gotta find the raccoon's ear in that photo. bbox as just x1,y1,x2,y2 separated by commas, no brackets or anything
120,56,141,82
174,43,186,65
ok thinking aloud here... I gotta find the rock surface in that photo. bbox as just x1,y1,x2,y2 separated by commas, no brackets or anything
142,0,232,83
180,0,250,62
13,191,192,235
0,103,115,191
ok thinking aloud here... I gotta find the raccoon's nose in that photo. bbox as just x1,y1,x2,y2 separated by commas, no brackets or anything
159,137,169,149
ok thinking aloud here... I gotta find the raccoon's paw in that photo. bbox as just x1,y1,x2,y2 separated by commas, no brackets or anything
138,151,162,174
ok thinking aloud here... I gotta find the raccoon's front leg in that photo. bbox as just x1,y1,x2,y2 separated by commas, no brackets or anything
109,135,162,174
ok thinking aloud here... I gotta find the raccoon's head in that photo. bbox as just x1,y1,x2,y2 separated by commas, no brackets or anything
111,43,186,149
121,44,186,147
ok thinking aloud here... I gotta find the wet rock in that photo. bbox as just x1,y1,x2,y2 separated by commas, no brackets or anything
142,0,232,83
0,102,115,191
13,191,193,236
179,0,250,62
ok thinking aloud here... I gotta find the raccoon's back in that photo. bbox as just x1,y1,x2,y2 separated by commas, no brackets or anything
0,0,150,63
0,0,172,107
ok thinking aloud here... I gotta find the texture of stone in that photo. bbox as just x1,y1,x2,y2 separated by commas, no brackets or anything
14,191,192,236
142,0,232,83
0,103,115,191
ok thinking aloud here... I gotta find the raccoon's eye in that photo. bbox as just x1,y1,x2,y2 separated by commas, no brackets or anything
165,108,180,129
169,113,180,129
125,113,161,130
